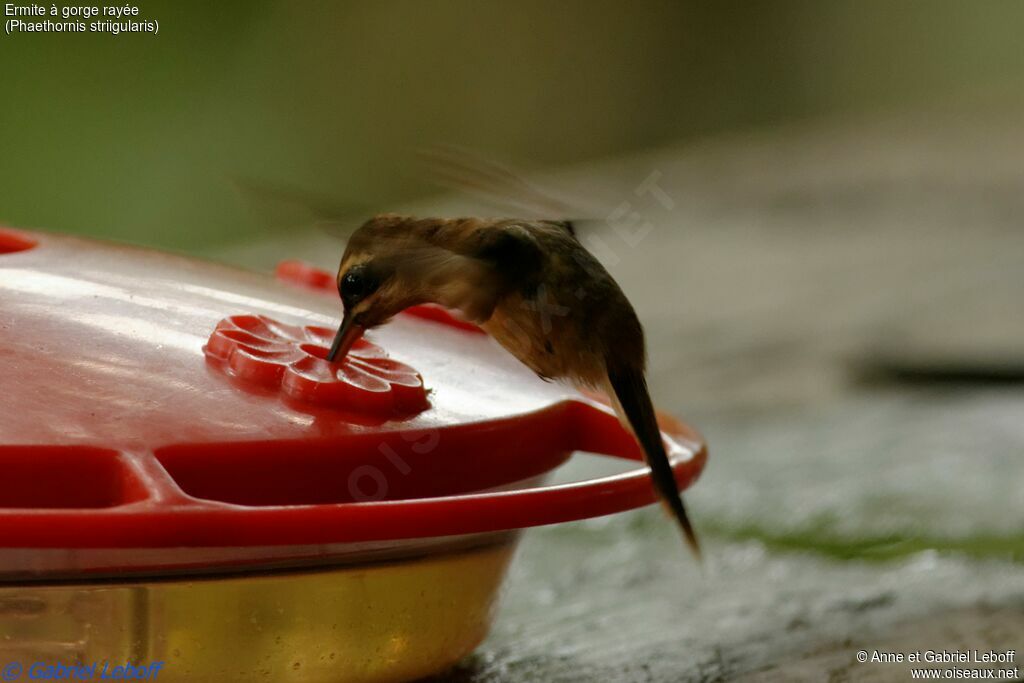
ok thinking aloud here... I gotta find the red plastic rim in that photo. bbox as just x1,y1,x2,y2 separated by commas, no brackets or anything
0,400,705,548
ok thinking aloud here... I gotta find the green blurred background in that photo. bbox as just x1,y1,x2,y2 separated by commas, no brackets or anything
2,0,1024,253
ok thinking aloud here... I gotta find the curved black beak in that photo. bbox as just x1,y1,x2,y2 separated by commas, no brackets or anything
327,312,364,362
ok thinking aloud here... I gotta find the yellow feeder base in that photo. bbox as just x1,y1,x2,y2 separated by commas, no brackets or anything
0,539,516,683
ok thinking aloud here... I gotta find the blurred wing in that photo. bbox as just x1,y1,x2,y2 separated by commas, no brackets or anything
231,148,612,241
418,145,601,229
228,175,368,239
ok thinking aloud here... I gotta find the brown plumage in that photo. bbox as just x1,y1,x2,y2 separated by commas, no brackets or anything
328,214,700,558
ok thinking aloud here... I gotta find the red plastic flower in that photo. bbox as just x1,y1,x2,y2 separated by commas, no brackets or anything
205,314,428,414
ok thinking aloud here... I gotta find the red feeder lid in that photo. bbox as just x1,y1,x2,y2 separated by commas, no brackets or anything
0,228,706,554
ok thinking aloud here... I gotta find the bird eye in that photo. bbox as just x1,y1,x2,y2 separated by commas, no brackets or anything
342,271,365,296
339,265,379,306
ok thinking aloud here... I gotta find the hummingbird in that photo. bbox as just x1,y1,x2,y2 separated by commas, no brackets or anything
326,214,701,558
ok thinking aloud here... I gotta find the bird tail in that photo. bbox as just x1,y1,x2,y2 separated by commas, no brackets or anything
607,363,702,560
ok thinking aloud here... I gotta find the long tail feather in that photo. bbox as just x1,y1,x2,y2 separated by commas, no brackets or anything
607,363,702,559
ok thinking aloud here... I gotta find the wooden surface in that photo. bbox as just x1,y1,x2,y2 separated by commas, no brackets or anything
213,109,1024,682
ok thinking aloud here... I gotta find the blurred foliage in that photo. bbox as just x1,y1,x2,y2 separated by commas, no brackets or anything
2,0,1024,253
706,520,1024,564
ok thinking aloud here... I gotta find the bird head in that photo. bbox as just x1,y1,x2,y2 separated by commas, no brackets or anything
327,214,514,362
327,215,434,362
